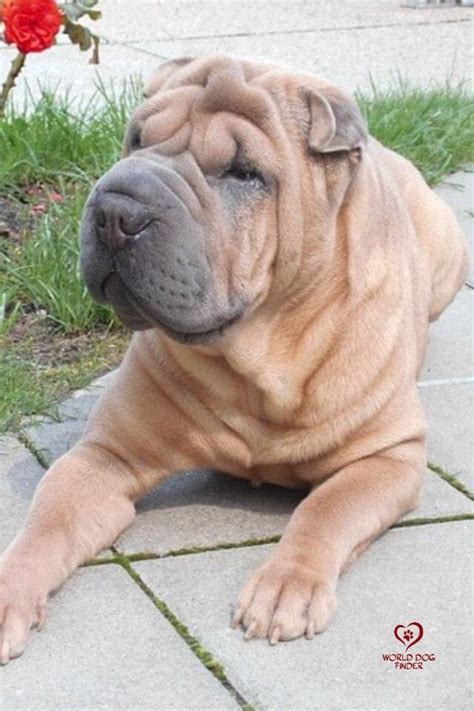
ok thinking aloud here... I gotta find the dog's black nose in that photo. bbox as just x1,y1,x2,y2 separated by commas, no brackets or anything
94,193,151,252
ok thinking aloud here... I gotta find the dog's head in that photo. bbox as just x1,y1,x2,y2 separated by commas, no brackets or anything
80,55,367,344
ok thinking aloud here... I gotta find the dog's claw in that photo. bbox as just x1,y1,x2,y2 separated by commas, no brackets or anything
1,641,10,665
270,625,281,646
244,620,257,640
231,606,244,629
305,621,315,640
37,604,47,631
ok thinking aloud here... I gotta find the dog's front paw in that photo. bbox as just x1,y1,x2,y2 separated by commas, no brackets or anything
0,560,47,664
231,558,336,644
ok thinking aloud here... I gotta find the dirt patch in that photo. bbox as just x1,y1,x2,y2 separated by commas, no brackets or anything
0,195,29,243
6,311,126,368
0,185,63,244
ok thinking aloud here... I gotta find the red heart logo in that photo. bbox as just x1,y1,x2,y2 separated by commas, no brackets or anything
394,622,424,651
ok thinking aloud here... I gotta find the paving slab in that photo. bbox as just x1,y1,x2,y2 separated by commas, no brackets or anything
0,436,45,554
420,383,474,491
135,520,473,711
420,287,473,382
131,18,471,94
434,169,474,287
117,470,303,554
435,168,474,219
94,0,471,44
0,564,238,710
0,43,165,109
114,466,472,555
22,369,119,465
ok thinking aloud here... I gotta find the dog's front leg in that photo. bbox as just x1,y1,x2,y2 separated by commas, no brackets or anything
0,441,146,664
233,442,424,644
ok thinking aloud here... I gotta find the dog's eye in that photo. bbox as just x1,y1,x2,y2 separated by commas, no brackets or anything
224,163,264,184
129,126,143,151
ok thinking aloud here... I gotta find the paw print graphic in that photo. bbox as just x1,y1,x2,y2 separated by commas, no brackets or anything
403,629,414,642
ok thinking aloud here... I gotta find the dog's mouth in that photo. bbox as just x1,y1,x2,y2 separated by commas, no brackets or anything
159,310,243,345
101,270,243,344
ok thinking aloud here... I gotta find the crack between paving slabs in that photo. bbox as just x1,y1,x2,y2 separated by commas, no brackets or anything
0,16,469,53
428,461,474,501
82,512,474,568
82,536,282,567
110,550,255,711
17,430,51,469
121,16,470,47
109,44,169,61
393,513,474,528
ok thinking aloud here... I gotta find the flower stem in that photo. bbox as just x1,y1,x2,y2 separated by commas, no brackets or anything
0,51,26,118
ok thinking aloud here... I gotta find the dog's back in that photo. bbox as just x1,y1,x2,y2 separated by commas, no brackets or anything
369,138,469,322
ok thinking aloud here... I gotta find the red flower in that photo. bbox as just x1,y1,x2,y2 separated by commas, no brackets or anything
3,0,63,54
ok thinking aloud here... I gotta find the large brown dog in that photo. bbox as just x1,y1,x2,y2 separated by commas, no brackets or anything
0,56,469,663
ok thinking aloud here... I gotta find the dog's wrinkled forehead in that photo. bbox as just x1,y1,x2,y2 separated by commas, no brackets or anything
129,56,287,170
128,55,367,170
144,55,274,97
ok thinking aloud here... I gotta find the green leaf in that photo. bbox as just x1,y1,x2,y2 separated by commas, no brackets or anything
63,20,92,51
62,17,100,61
60,1,101,23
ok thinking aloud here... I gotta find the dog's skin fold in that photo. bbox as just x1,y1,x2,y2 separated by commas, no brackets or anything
0,56,468,662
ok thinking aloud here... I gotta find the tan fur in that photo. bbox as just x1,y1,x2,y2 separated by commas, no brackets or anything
0,56,469,661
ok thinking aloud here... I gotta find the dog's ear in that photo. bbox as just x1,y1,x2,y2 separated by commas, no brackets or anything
144,57,195,97
305,88,368,156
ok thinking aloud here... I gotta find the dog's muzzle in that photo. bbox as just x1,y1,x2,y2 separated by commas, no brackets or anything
80,157,243,343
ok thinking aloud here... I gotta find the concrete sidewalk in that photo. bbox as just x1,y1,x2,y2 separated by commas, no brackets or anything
0,174,473,709
0,0,472,106
1,2,473,709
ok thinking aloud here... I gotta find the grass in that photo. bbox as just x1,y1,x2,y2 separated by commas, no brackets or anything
357,80,474,185
0,79,142,190
3,185,116,334
428,462,474,501
0,79,473,433
0,329,128,432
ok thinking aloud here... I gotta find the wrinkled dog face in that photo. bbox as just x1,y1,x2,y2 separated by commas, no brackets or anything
80,56,367,344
